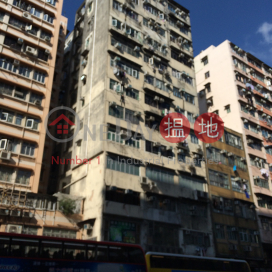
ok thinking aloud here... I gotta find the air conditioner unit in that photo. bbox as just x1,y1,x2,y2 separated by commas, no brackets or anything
10,210,21,217
262,113,267,117
234,177,241,182
227,152,233,157
134,46,140,52
148,116,155,122
119,130,127,138
164,82,171,88
26,46,36,55
149,58,154,65
205,144,211,148
153,56,161,62
134,111,141,117
81,74,87,81
22,12,32,20
176,20,184,27
177,37,183,44
178,53,185,58
154,96,160,101
125,189,133,195
115,42,122,49
175,8,181,13
0,150,11,160
17,38,24,44
84,224,93,230
33,100,41,106
7,225,22,234
13,59,20,66
114,56,121,62
81,59,87,67
207,99,212,105
45,49,50,55
144,34,150,40
45,36,51,42
25,25,32,31
153,142,161,147
110,101,117,108
140,176,148,185
220,149,227,154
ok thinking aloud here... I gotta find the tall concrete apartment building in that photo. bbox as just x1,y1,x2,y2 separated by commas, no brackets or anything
58,0,215,255
195,40,272,266
0,0,80,237
204,127,263,266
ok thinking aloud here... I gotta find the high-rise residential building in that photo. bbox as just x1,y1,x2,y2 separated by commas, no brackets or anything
57,0,215,255
204,127,263,265
195,40,272,266
0,0,81,237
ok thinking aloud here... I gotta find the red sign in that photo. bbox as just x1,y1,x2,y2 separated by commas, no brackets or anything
160,113,190,143
194,113,224,143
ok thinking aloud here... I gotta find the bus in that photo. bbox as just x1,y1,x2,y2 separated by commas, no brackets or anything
146,252,251,272
0,232,147,272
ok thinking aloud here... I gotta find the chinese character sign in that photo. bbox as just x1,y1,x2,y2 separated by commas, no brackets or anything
160,113,190,143
194,113,224,143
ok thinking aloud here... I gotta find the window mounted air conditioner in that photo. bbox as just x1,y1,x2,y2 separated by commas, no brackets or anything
114,56,121,62
81,59,87,67
179,52,185,58
227,152,233,157
7,225,22,234
45,36,51,42
153,142,161,147
25,25,32,31
110,101,117,108
34,100,41,106
115,42,122,49
45,49,50,55
0,150,11,160
22,12,32,20
17,38,24,44
154,96,160,101
13,60,20,66
177,37,183,43
139,176,148,185
220,149,227,154
125,189,133,195
119,130,128,138
134,46,140,52
26,46,36,55
26,119,34,129
148,116,155,121
81,74,87,81
176,20,184,27
134,111,141,117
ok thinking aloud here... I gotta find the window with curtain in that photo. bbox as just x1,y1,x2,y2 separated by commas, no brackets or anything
0,166,14,182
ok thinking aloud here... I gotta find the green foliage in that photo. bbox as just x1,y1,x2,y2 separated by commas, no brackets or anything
59,198,76,216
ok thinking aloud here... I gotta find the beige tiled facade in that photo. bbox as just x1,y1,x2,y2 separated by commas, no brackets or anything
195,40,272,266
57,0,215,255
0,0,80,238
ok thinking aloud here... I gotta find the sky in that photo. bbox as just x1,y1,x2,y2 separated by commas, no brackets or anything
62,0,272,66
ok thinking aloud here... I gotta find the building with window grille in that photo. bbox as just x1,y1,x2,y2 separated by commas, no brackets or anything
57,0,215,255
195,40,272,267
204,127,263,264
0,0,82,238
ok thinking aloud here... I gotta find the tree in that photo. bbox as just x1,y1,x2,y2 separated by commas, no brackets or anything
59,198,76,216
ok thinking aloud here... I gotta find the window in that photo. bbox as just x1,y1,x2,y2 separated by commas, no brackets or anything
0,110,14,123
190,133,199,144
187,112,195,123
43,228,76,239
110,57,139,79
19,65,31,78
202,57,208,65
33,71,46,83
179,174,206,191
215,225,225,239
109,105,124,119
44,14,54,24
231,177,250,193
111,37,140,58
224,131,243,149
29,93,43,104
88,2,93,13
254,178,269,189
146,165,174,184
227,226,238,241
16,170,31,185
183,231,210,247
228,156,247,171
225,105,231,113
145,140,159,155
184,92,195,104
22,226,38,235
106,186,140,206
21,142,35,156
212,196,233,213
173,87,183,99
239,228,249,242
40,30,52,40
0,11,4,21
205,71,210,79
209,169,230,189
38,49,49,62
107,155,140,176
125,109,139,125
206,147,228,165
4,35,22,51
0,166,14,182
